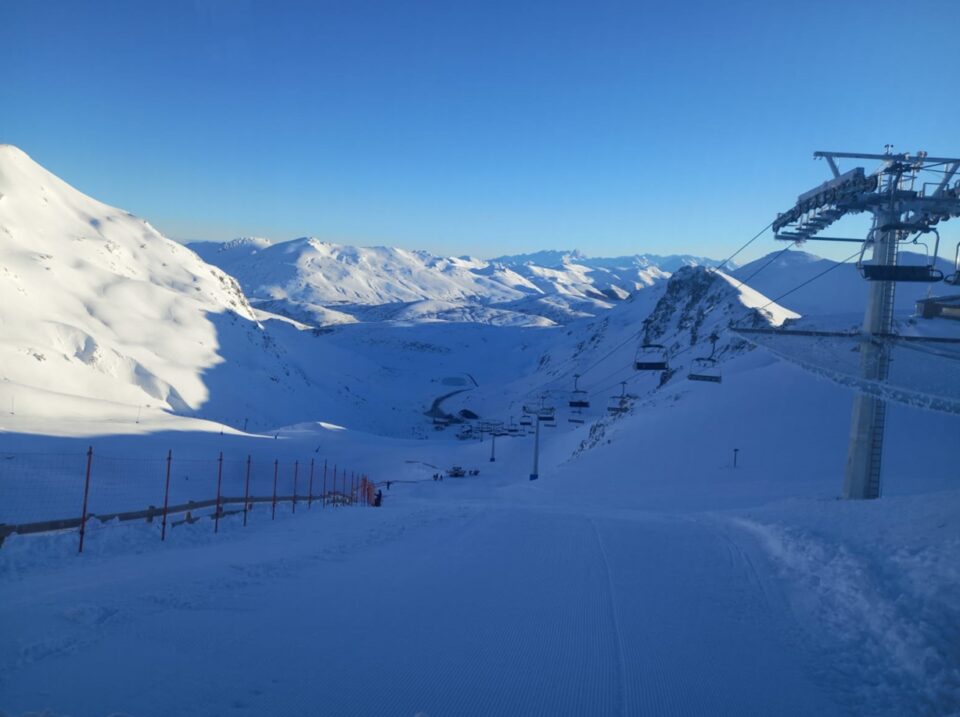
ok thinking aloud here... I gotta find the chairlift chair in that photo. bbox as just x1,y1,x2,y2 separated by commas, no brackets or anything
569,373,590,409
606,382,630,415
520,404,537,427
606,398,628,415
687,332,722,383
858,225,945,283
536,398,557,427
946,243,960,286
634,344,669,371
537,407,556,422
687,358,722,383
634,318,669,371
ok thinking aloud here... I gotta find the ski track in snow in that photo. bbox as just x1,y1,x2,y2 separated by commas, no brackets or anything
590,518,627,717
1,503,852,717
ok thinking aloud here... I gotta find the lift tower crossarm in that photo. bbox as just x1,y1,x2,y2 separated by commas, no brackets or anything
815,150,960,165
932,161,959,197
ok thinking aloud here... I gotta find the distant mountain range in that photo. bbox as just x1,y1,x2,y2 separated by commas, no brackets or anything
189,237,723,326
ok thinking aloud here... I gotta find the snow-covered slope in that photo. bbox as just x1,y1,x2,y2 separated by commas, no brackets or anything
0,144,256,415
0,146,383,432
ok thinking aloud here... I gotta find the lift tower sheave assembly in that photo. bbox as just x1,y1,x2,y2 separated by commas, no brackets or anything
772,149,960,499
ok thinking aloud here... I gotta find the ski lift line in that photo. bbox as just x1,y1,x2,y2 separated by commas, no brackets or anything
713,220,775,273
577,329,643,377
730,241,798,292
734,326,960,346
519,220,780,402
894,340,960,361
518,327,644,401
523,226,864,406
592,338,714,397
525,222,779,401
755,247,864,313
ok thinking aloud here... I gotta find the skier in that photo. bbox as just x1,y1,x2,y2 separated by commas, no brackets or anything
374,489,383,507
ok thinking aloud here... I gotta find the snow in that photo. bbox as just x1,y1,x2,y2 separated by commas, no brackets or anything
731,249,952,318
189,237,698,327
1,145,959,716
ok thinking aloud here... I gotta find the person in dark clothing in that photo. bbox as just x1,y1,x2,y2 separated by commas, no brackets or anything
374,489,383,507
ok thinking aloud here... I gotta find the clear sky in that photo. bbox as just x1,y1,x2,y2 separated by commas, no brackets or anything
2,0,958,261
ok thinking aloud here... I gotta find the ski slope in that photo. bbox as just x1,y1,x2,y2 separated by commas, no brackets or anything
3,419,957,716
0,503,844,716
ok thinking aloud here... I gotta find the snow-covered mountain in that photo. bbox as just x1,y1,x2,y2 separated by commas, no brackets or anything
190,237,718,326
0,146,388,431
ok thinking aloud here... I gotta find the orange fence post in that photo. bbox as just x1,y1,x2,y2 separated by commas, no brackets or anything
78,446,94,554
292,460,299,514
271,459,279,520
214,451,224,534
160,450,173,541
307,458,315,509
243,455,251,527
321,460,327,507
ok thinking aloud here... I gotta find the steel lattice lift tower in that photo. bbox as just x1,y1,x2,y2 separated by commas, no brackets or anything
772,149,960,499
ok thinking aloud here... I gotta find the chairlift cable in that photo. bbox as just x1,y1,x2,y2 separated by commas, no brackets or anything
713,220,775,273
730,241,798,292
755,247,863,313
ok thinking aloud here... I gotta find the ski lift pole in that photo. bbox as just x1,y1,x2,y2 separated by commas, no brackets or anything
490,432,496,462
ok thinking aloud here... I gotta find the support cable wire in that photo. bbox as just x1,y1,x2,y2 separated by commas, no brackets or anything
524,223,862,408
520,221,780,402
755,247,863,313
590,248,868,403
730,241,798,292
713,220,774,274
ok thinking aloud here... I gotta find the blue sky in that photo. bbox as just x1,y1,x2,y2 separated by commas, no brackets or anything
2,0,958,261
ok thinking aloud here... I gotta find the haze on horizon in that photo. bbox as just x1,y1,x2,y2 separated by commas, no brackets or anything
1,0,957,262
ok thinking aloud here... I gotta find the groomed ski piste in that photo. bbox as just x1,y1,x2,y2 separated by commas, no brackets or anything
1,145,959,716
